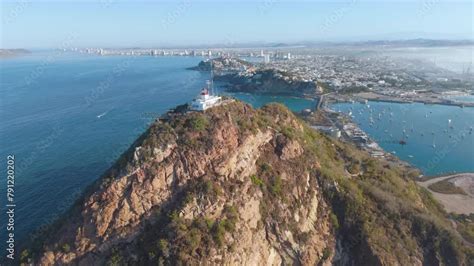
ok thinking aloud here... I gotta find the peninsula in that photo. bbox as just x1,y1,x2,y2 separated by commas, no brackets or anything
22,101,473,265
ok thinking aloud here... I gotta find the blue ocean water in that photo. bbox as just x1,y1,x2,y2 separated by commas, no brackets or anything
0,53,209,249
226,92,316,111
332,101,474,175
450,95,474,103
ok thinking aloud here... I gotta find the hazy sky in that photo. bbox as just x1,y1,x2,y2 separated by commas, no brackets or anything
1,0,473,48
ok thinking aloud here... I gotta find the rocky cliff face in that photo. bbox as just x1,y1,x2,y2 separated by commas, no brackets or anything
26,101,472,265
216,69,321,97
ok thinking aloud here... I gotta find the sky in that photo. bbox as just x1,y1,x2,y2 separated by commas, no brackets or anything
1,0,473,49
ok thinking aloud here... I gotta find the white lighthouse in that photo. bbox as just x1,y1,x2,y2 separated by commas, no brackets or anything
190,61,221,111
190,83,222,111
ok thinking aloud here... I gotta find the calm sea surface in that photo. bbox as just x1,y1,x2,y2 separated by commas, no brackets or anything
224,92,316,110
332,101,474,175
0,53,313,248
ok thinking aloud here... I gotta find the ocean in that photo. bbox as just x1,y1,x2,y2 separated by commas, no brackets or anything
0,53,314,249
332,101,474,176
223,92,316,111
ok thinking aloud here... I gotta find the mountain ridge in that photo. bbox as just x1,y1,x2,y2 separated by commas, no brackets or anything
22,101,473,265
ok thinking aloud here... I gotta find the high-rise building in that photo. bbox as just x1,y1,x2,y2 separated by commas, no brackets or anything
264,54,270,64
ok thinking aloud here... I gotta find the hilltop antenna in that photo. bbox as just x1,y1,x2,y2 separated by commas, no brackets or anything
210,60,214,95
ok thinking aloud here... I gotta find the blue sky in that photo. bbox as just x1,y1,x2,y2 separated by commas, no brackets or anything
1,0,472,48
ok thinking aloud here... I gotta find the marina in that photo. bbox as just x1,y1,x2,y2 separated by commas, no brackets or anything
331,101,474,175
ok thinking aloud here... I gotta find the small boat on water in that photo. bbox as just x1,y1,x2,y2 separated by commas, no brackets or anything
399,140,407,145
97,111,107,118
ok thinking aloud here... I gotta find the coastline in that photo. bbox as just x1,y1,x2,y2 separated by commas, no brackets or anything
323,91,474,109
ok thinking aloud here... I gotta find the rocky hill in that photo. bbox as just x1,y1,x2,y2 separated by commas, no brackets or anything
216,68,322,97
189,58,322,97
23,101,473,265
187,57,252,72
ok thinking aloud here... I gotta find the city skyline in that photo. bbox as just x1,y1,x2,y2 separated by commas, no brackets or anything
1,0,473,49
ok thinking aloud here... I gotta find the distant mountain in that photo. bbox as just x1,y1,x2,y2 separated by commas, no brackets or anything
0,49,31,58
263,39,474,48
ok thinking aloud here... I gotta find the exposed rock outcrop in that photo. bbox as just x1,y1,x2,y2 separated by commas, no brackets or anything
216,69,320,97
25,101,473,265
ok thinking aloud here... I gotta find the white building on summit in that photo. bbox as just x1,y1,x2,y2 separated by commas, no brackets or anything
190,60,222,111
190,83,222,111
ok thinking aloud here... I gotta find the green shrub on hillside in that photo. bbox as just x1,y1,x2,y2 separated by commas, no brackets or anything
188,115,209,131
250,175,264,187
